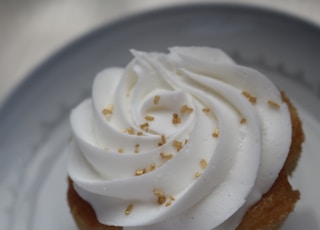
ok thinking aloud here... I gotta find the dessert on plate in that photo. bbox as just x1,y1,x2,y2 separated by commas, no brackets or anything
67,47,304,230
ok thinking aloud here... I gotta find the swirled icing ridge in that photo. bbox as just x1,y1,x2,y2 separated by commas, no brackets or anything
68,47,292,229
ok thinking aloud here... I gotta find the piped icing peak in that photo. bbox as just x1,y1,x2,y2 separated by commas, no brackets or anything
68,47,291,229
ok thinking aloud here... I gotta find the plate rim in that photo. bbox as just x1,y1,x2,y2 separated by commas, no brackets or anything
1,3,320,229
1,3,320,118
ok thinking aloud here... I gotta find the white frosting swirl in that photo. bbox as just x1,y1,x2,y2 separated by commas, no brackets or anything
68,47,292,230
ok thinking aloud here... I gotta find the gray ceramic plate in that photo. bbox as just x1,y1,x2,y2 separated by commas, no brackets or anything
0,4,320,230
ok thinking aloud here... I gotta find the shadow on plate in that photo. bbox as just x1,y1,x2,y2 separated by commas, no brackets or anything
284,208,319,229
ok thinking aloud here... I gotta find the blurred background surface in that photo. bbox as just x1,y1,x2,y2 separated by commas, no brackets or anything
1,0,320,105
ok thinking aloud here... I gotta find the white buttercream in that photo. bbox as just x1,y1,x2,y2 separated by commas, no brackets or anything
68,47,292,229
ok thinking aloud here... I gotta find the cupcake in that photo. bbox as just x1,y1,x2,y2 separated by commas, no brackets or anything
67,47,304,230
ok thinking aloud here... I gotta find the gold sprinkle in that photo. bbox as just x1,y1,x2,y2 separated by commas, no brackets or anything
160,152,173,160
172,113,181,124
165,201,172,207
158,134,166,146
195,172,202,178
140,122,149,132
149,163,156,171
120,128,126,133
240,118,247,124
134,144,140,154
125,204,134,215
135,168,146,176
153,187,170,206
268,100,280,109
145,115,155,121
200,159,208,169
169,196,175,201
180,105,194,113
173,140,183,151
102,104,113,115
161,134,166,144
249,97,257,104
137,131,143,136
202,107,210,112
157,195,166,205
102,109,111,115
118,148,124,153
127,127,135,135
153,188,164,196
212,128,220,138
154,95,160,105
242,91,257,104
242,91,251,98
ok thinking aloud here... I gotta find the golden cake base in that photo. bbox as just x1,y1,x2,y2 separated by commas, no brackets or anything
67,92,304,230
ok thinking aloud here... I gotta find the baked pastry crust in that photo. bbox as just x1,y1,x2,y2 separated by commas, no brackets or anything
236,92,304,230
67,93,304,230
67,177,121,230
